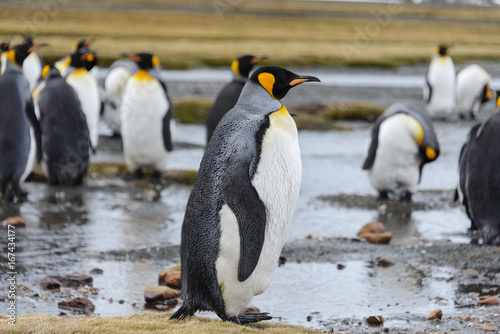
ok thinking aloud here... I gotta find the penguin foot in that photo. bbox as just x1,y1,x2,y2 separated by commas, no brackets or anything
124,169,143,181
149,170,162,181
237,312,272,325
170,305,195,321
399,191,412,202
376,191,389,201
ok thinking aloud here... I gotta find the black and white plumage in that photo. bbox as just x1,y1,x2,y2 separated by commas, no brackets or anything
456,95,500,245
120,53,173,180
205,55,266,144
362,103,440,201
38,66,90,185
171,66,319,324
455,64,493,119
0,43,43,200
423,45,456,119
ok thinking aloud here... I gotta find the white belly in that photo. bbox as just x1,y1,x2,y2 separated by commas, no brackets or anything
426,57,455,118
103,67,132,133
23,52,42,92
120,78,169,171
67,72,100,150
368,114,421,196
216,113,302,316
456,64,490,116
20,127,36,184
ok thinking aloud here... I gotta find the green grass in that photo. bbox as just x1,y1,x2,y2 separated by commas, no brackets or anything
174,99,212,124
1,1,499,69
0,313,324,334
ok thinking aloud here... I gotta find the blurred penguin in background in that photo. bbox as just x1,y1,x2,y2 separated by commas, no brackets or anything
66,47,101,152
456,92,500,245
423,45,455,119
120,53,173,180
21,36,46,92
0,41,45,200
362,103,440,202
37,65,90,186
102,58,140,135
455,64,493,120
55,38,95,77
0,39,10,73
205,55,267,144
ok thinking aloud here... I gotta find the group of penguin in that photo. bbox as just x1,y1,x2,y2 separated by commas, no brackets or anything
1,36,500,326
0,37,174,199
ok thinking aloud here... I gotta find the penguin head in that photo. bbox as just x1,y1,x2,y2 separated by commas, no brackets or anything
8,41,48,67
68,48,97,71
72,38,94,52
41,64,62,81
1,40,9,53
123,53,159,70
231,55,267,78
435,44,449,56
249,66,320,100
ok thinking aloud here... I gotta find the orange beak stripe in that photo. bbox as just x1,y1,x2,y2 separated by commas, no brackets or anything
289,78,309,86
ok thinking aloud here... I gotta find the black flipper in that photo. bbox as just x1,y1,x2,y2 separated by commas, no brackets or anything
238,312,273,325
220,139,267,282
25,97,42,163
159,79,173,152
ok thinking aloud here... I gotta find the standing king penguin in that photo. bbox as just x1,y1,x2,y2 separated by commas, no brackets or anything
423,45,456,119
22,37,46,92
120,53,173,180
66,48,100,152
205,55,266,144
455,64,493,119
170,66,319,324
38,65,90,185
0,42,44,199
362,103,440,202
0,40,10,73
456,93,500,245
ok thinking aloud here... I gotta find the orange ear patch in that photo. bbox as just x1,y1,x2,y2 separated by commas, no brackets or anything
257,72,275,98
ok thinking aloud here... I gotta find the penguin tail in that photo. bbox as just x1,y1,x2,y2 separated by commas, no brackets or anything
170,305,195,321
238,312,273,325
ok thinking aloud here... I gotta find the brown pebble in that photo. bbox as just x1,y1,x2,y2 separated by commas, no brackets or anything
478,296,499,305
337,264,346,270
241,306,260,313
89,268,104,275
2,216,26,228
39,278,61,290
366,315,384,324
144,286,180,303
358,221,386,236
158,263,181,289
480,325,496,331
428,308,442,320
362,232,392,244
47,274,93,287
58,297,95,313
376,257,395,267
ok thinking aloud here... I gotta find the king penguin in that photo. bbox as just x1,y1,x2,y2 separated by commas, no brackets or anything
0,42,44,200
456,93,500,245
423,45,456,119
455,64,493,120
37,65,90,185
170,66,320,324
66,48,100,152
0,40,10,74
205,55,267,144
362,103,440,202
120,53,173,180
102,58,139,135
55,38,94,77
21,37,47,92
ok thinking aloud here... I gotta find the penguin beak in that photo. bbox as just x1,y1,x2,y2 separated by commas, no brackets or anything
84,38,95,47
122,53,142,63
289,75,321,87
28,43,49,53
250,56,267,64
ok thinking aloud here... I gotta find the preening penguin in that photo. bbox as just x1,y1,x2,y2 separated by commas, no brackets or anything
170,66,319,324
457,94,500,245
362,103,440,202
120,53,173,180
38,65,90,185
423,45,456,119
0,42,44,200
66,48,101,152
205,55,267,144
455,64,493,119
102,58,139,135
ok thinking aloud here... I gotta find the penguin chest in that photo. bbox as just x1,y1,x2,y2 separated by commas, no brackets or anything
368,114,421,194
427,57,455,116
121,78,169,170
215,108,301,316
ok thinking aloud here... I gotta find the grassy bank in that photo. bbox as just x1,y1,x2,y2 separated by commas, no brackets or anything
0,313,324,334
1,1,499,68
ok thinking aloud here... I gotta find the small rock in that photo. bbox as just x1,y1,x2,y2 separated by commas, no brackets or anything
480,325,496,331
362,232,393,244
461,268,479,277
2,216,26,228
307,315,313,321
144,285,180,303
59,312,67,316
242,306,260,313
278,256,286,266
0,296,5,302
478,296,499,305
358,221,386,235
376,257,395,267
39,278,61,291
158,263,181,289
118,299,125,304
48,274,93,287
305,233,312,239
89,268,103,275
428,308,443,320
58,297,95,313
366,315,384,325
337,264,346,270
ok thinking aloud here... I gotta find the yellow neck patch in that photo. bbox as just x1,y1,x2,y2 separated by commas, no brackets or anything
134,69,153,81
73,68,87,76
425,146,437,161
496,96,500,109
7,50,18,67
258,72,275,99
42,65,50,79
269,105,296,134
486,88,492,101
231,60,241,77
